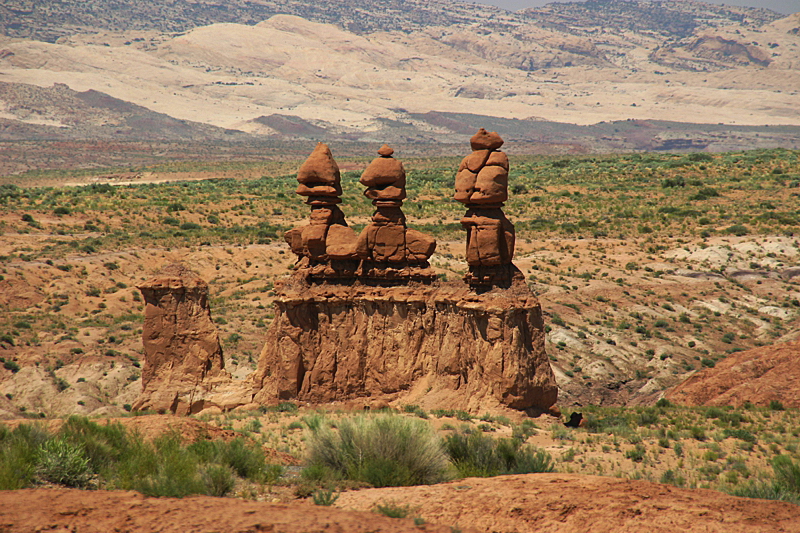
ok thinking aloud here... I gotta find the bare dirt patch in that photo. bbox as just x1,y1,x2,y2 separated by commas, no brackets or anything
335,473,800,533
0,487,471,533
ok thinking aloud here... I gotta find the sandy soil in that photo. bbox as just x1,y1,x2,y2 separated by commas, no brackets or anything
2,474,798,533
0,487,473,533
335,473,800,533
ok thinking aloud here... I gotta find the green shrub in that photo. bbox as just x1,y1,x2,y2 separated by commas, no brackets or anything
36,437,94,488
724,224,748,236
217,437,274,482
304,414,450,487
444,430,553,478
312,486,340,506
772,455,800,493
200,464,235,497
120,433,206,498
660,469,685,487
0,423,47,489
626,444,646,462
374,501,413,518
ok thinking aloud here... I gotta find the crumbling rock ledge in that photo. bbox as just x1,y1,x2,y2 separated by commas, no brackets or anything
248,279,557,413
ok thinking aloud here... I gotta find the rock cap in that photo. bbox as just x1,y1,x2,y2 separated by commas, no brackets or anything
470,128,504,151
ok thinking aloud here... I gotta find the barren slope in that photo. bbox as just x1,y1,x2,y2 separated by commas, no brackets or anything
0,2,798,143
667,340,800,408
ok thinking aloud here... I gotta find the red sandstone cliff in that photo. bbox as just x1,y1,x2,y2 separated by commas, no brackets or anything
249,279,557,413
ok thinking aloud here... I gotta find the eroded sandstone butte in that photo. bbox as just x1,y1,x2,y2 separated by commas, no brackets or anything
666,340,800,408
248,279,557,413
133,263,231,414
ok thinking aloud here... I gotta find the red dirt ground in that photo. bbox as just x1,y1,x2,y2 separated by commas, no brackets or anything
2,474,798,533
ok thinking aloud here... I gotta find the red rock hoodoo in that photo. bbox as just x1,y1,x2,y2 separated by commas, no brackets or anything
355,144,437,282
133,264,230,414
284,142,360,281
455,129,521,287
248,138,556,413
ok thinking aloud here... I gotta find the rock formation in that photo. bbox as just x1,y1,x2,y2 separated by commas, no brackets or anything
133,264,236,414
249,280,557,413
455,129,521,287
666,340,800,408
134,138,558,416
284,143,360,281
355,144,436,282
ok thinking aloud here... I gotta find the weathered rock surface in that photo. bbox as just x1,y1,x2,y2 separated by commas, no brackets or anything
285,142,360,281
666,340,800,408
249,279,557,412
133,263,233,414
456,129,520,287
355,144,436,282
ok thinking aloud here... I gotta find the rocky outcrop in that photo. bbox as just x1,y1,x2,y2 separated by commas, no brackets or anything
133,264,232,414
666,340,800,408
249,280,557,413
455,129,521,287
355,144,437,282
284,142,360,281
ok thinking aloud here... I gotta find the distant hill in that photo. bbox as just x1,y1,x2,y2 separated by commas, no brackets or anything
0,1,798,148
0,0,783,43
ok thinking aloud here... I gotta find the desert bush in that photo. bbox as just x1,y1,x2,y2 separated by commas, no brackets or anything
728,457,800,504
304,414,450,487
724,224,748,236
0,423,47,489
200,464,235,497
35,437,94,488
445,430,553,478
625,444,646,462
3,417,280,496
312,486,340,506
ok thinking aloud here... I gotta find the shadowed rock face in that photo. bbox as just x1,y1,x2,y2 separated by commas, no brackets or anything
249,281,557,412
133,263,229,414
456,129,520,287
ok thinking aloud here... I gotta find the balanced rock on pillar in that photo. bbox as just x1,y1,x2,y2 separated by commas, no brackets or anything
284,143,359,280
355,144,436,282
455,129,521,287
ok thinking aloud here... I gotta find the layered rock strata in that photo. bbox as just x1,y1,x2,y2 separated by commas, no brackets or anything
355,144,436,282
133,264,231,414
455,129,521,287
284,143,360,281
249,280,557,412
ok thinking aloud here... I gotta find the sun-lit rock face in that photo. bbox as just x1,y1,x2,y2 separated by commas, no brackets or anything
355,144,436,282
455,129,521,287
249,281,557,413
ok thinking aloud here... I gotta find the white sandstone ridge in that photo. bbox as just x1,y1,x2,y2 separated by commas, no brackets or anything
1,11,799,133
